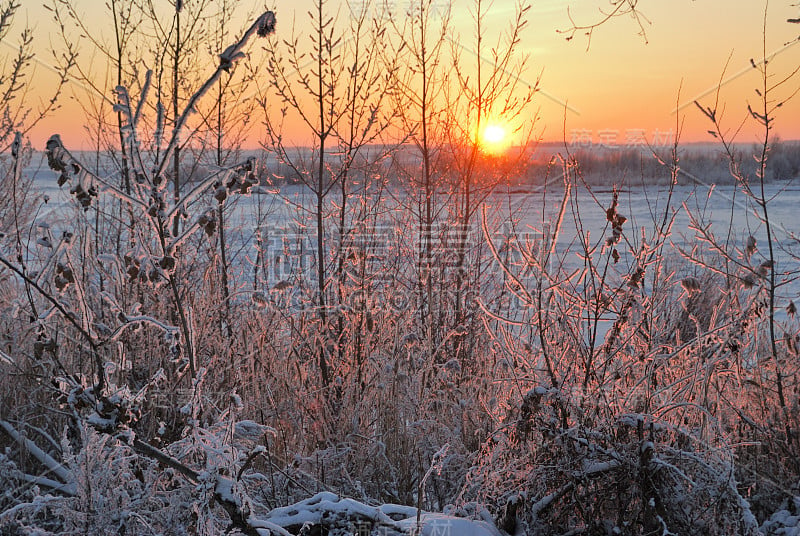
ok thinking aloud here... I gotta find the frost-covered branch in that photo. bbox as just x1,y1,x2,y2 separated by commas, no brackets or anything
45,135,147,211
0,253,106,391
163,156,257,226
0,420,76,496
153,11,275,182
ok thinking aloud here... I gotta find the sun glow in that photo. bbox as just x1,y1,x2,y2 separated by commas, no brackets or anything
479,124,511,155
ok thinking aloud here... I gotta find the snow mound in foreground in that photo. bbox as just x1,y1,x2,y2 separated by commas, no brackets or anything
250,491,503,536
762,497,800,536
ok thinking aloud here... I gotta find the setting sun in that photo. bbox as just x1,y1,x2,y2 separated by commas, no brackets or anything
480,124,511,155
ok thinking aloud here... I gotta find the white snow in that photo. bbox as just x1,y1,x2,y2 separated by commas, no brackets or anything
396,513,504,536
256,492,505,536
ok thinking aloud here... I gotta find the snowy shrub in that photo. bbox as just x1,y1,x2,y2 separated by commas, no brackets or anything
466,389,760,535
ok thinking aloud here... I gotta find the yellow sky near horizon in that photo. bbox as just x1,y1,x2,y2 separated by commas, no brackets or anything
12,0,800,151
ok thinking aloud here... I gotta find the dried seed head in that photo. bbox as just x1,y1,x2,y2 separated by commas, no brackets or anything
214,185,227,203
271,280,291,291
785,333,799,356
257,11,277,37
758,260,774,277
681,277,702,295
745,235,757,256
11,132,21,158
159,256,176,272
251,292,269,307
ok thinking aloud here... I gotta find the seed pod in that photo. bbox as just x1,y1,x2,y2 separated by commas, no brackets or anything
741,273,755,289
758,260,774,277
681,277,702,294
745,235,757,256
214,185,227,203
159,256,176,272
257,11,277,37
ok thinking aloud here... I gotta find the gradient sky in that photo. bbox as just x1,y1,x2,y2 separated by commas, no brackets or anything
14,1,800,150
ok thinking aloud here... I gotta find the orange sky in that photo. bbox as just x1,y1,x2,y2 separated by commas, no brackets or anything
526,1,800,148
14,1,800,151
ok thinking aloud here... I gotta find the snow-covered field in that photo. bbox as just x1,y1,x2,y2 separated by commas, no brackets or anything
27,154,800,310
